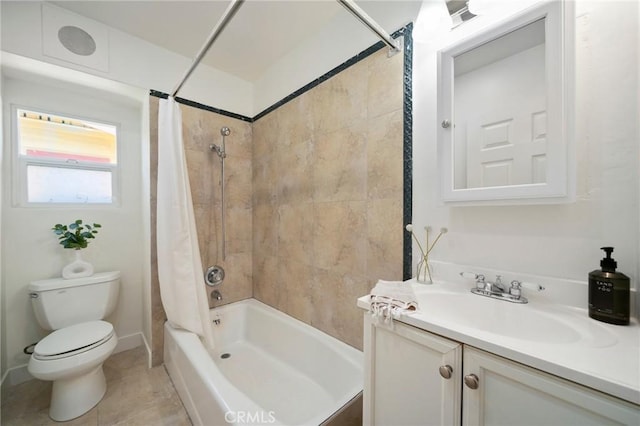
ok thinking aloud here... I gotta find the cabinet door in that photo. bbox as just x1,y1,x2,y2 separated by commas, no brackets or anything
364,315,462,426
462,346,640,426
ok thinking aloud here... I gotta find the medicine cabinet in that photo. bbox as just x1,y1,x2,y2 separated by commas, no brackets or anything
437,1,574,204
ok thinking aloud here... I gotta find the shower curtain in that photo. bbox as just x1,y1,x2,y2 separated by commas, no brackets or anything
157,97,215,351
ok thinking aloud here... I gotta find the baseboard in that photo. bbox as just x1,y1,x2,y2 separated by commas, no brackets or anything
114,332,144,354
1,364,32,389
141,332,152,368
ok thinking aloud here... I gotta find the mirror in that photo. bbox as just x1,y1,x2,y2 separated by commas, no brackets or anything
438,1,574,204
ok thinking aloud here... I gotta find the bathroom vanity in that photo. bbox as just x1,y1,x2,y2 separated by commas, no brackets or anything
358,278,640,425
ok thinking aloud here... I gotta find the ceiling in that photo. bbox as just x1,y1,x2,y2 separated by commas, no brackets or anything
51,0,400,83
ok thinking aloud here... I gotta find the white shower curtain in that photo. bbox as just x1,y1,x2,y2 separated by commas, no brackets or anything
157,97,215,351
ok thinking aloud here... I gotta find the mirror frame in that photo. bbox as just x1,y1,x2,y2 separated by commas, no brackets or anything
437,1,574,204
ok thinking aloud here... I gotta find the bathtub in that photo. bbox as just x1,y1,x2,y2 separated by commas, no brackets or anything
164,298,363,425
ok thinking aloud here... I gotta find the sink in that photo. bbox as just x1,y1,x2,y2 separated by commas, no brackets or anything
414,290,584,344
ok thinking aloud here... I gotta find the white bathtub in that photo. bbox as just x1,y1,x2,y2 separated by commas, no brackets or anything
164,298,363,426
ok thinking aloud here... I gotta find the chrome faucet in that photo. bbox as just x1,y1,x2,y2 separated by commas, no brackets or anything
212,290,223,301
460,272,544,304
485,275,506,294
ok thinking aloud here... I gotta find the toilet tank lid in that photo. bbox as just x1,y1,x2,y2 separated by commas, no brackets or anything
29,271,121,292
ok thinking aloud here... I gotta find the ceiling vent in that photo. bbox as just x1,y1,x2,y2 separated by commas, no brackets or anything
42,4,109,72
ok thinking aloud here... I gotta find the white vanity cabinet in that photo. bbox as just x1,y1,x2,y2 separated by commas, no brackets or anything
363,315,462,426
462,346,639,426
364,315,639,426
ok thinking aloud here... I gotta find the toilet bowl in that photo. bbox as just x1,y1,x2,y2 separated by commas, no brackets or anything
28,320,118,421
27,271,120,421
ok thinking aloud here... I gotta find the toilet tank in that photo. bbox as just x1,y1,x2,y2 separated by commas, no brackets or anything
29,271,120,330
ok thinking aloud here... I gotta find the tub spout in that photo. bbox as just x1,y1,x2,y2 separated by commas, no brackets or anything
212,290,223,301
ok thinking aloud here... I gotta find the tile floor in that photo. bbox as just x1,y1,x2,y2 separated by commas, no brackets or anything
1,346,192,425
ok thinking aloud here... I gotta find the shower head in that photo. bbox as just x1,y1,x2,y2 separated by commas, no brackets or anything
220,127,231,137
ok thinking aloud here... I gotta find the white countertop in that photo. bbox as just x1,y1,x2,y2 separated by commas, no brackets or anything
358,278,640,405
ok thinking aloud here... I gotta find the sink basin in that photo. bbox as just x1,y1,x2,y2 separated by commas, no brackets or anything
415,290,583,344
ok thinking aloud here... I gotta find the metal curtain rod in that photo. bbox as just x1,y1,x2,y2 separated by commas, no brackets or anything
172,0,245,98
172,0,399,97
336,0,401,53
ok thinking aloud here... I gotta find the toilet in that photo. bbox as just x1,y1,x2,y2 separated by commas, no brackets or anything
27,271,120,421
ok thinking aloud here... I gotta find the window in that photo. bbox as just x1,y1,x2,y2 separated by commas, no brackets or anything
15,108,118,205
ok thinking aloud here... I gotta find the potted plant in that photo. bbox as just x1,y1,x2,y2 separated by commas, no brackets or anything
52,220,102,279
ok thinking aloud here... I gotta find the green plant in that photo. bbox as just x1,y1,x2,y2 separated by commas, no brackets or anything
52,220,101,250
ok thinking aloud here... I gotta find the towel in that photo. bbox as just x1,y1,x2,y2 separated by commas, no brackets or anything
369,280,418,325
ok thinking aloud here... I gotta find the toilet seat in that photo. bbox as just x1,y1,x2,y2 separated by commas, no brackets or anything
33,321,114,361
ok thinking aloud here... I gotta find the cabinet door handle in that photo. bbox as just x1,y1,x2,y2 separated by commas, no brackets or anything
439,365,453,379
464,374,479,389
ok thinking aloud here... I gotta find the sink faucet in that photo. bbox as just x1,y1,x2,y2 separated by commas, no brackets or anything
486,275,506,294
460,272,544,304
212,290,222,301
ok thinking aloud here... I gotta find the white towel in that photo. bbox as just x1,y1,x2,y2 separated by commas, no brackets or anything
369,280,418,325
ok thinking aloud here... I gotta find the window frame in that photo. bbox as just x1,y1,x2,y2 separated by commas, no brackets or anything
11,104,121,207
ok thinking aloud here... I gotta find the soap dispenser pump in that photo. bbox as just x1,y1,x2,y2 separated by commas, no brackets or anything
588,247,630,325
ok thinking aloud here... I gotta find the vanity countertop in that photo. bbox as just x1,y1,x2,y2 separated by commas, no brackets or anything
358,279,640,406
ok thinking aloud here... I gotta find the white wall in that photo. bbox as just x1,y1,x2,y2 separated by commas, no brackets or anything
413,1,639,307
0,1,253,117
1,68,146,377
1,1,421,118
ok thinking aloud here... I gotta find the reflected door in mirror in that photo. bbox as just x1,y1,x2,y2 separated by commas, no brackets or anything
454,19,546,189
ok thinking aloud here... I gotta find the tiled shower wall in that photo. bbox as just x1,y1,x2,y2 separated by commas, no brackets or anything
149,98,253,365
252,48,404,350
150,46,404,362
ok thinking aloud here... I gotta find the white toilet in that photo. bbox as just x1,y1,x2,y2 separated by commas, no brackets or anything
27,271,120,421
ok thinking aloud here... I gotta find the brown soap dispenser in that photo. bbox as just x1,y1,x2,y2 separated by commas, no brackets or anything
588,247,630,325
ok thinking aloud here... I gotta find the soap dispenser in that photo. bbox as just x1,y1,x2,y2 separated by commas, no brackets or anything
588,247,630,325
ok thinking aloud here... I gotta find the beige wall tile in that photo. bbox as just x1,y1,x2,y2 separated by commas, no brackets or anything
185,149,214,204
277,96,315,149
253,255,280,309
311,268,371,350
251,45,404,350
310,66,368,135
278,202,314,266
313,201,367,276
313,122,367,203
225,206,252,255
366,198,404,281
224,122,253,160
253,113,280,161
224,156,253,209
252,156,278,205
276,139,314,204
281,259,313,323
253,203,278,253
367,109,404,199
367,48,404,119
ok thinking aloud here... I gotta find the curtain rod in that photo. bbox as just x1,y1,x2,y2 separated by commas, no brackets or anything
337,0,401,54
172,0,400,98
172,0,245,97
